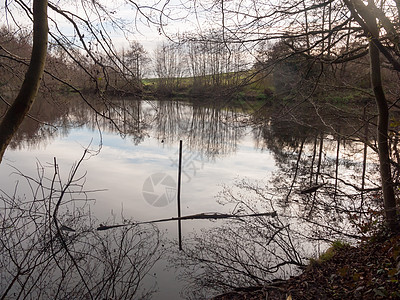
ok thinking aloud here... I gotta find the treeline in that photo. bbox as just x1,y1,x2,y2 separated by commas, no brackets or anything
149,35,398,103
253,40,399,104
1,26,252,100
2,26,397,103
0,26,149,98
152,31,251,97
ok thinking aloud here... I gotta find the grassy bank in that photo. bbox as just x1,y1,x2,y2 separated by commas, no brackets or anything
213,232,400,299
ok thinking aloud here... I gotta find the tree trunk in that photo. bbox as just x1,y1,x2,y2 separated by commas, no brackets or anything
343,0,399,231
315,134,324,185
369,39,398,232
334,134,340,202
361,104,368,208
0,0,48,163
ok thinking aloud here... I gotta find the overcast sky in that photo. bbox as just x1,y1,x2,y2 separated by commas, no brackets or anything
0,0,203,53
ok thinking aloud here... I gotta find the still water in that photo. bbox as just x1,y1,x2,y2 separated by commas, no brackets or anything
0,98,377,299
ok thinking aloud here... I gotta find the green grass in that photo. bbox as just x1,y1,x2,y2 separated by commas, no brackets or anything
309,240,350,268
141,69,275,96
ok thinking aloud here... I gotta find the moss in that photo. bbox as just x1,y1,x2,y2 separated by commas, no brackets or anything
309,240,350,268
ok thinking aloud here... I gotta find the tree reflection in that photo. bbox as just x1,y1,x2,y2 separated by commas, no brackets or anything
154,101,246,158
5,95,392,299
8,97,248,159
170,169,383,299
168,103,389,299
0,153,164,299
187,103,245,158
253,110,383,240
170,179,305,299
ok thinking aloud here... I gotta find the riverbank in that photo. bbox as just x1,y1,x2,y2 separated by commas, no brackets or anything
213,232,400,299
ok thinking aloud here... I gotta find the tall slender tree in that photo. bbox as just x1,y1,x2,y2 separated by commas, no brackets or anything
0,0,48,163
341,0,399,231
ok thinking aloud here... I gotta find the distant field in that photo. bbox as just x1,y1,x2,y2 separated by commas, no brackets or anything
142,70,275,98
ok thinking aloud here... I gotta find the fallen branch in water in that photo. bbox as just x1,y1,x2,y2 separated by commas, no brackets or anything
97,211,278,231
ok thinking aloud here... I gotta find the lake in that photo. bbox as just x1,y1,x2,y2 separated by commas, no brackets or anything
0,97,379,299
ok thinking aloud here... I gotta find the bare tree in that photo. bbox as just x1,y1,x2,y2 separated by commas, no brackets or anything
0,0,172,163
124,41,151,81
0,152,164,299
341,0,400,232
180,0,400,231
154,42,187,95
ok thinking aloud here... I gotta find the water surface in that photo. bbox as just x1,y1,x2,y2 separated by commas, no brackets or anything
0,98,378,299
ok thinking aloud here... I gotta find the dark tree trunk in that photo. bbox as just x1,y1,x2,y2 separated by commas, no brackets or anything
361,104,368,208
369,39,398,232
0,0,48,163
343,0,399,232
334,134,340,201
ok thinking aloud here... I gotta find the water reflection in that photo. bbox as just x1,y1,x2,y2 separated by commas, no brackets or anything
155,101,246,158
0,152,164,300
167,102,385,299
1,96,387,299
2,96,269,300
10,96,248,160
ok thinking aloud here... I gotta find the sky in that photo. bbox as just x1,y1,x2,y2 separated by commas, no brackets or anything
0,0,225,53
0,1,176,52
0,0,260,79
